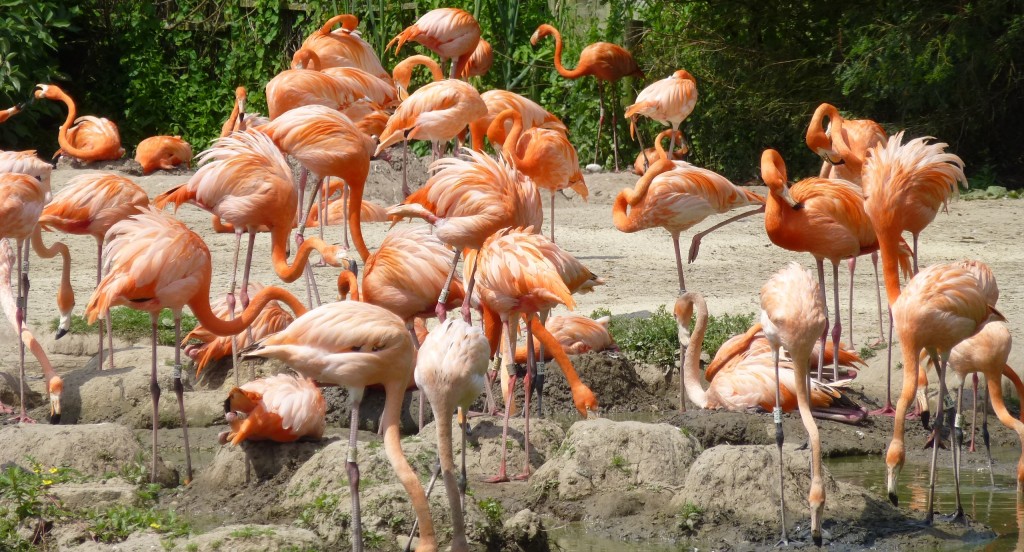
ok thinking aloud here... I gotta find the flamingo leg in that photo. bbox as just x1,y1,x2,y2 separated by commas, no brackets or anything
870,308,897,416
227,230,242,387
484,317,517,484
460,252,479,324
594,81,605,167
149,313,161,483
815,258,827,382
347,388,365,552
847,256,855,349
460,409,468,509
970,373,979,452
610,82,620,171
667,125,678,162
436,249,462,322
402,138,410,198
549,190,556,243
342,183,350,249
534,310,548,418
13,239,31,423
981,380,995,486
772,346,788,545
687,206,766,264
925,354,950,526
634,118,650,171
93,239,106,369
912,233,920,275
514,315,535,480
172,313,193,484
830,261,842,382
672,234,685,294
793,350,824,546
318,177,327,245
948,381,966,523
871,250,885,345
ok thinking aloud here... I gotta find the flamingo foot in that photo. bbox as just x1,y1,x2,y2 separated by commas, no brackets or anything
9,414,37,424
0,403,14,415
687,235,703,264
968,440,977,453
512,469,530,481
941,509,967,525
923,429,948,450
869,404,897,416
483,473,509,484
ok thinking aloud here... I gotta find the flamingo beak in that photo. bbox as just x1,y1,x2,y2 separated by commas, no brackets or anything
49,392,61,425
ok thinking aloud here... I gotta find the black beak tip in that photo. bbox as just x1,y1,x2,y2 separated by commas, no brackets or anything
888,492,898,507
921,411,931,431
49,413,61,425
350,259,359,278
813,534,822,547
54,328,68,340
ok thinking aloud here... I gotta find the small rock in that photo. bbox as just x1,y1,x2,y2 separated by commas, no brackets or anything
50,478,136,510
985,185,1008,198
182,524,323,551
502,509,549,552
585,163,603,173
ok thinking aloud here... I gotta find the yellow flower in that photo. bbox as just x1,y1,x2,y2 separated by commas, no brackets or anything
32,469,40,474
150,523,161,530
42,479,53,485
48,467,58,474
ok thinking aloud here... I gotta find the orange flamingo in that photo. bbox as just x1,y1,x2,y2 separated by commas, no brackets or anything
760,262,828,546
415,317,489,551
459,37,493,79
375,80,487,197
472,227,599,482
134,136,192,175
306,192,388,227
39,172,149,369
389,8,481,79
0,239,62,423
490,108,586,242
290,48,399,109
33,84,123,162
342,98,390,139
264,61,362,120
0,150,53,195
633,142,688,175
84,207,307,484
299,14,389,79
614,137,763,294
392,55,444,100
862,132,967,414
531,24,643,170
884,263,994,525
386,148,542,322
760,149,910,381
706,323,864,384
468,89,566,153
625,69,698,165
243,300,437,552
805,103,886,184
220,86,268,138
514,314,616,362
258,105,374,261
154,130,349,312
220,373,326,445
183,282,294,376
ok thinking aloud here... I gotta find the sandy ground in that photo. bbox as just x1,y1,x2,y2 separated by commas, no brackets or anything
4,158,1023,406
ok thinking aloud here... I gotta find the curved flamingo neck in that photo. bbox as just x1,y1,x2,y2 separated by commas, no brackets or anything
679,294,708,408
221,99,240,138
31,227,73,314
621,130,676,205
320,14,358,34
188,283,307,337
52,90,84,157
544,26,584,79
337,270,360,301
493,110,525,166
270,227,341,283
393,55,444,93
293,48,322,70
876,230,905,307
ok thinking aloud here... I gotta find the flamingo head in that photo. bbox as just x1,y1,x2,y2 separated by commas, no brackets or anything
531,24,555,46
48,376,63,425
386,203,437,226
34,84,61,101
885,439,905,506
571,384,599,418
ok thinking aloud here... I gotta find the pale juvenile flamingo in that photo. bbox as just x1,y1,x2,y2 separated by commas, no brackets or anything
387,148,542,322
183,282,294,376
458,37,493,79
514,314,617,362
299,14,389,79
0,239,62,422
375,80,487,197
415,317,489,552
673,292,863,421
0,150,53,195
258,105,374,261
489,108,586,242
134,136,192,174
884,263,994,525
760,262,828,546
220,86,268,138
625,69,698,165
38,172,149,370
33,84,123,162
243,300,437,552
468,89,567,153
706,323,864,384
613,139,763,294
389,8,481,79
760,149,910,382
219,373,326,445
472,227,599,482
290,48,399,109
531,24,643,170
862,132,967,415
85,207,308,484
805,103,886,184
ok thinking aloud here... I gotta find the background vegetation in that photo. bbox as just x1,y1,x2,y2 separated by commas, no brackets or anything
1,0,1021,186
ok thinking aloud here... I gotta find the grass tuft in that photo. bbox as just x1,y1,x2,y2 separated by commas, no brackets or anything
50,307,197,347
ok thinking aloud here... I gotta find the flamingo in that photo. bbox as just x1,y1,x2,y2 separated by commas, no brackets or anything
219,373,326,445
633,141,688,175
531,24,643,170
182,282,295,377
706,323,864,384
0,104,22,123
306,191,388,230
33,84,124,162
468,89,566,153
220,86,268,138
374,80,487,197
759,262,828,546
625,69,698,166
472,227,599,482
883,263,994,526
299,14,389,79
613,137,764,294
257,105,374,261
134,136,192,175
760,149,910,382
243,300,437,552
805,103,886,184
264,61,364,120
342,99,391,139
489,108,586,242
458,37,493,79
862,132,967,415
386,148,542,322
514,314,617,362
0,150,53,194
392,55,445,100
38,172,149,370
84,206,308,484
415,317,489,551
389,8,481,79
0,239,62,423
673,292,863,422
290,48,399,109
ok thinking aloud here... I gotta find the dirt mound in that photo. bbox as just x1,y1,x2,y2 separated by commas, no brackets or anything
418,417,566,481
0,423,152,478
365,155,432,204
183,524,323,551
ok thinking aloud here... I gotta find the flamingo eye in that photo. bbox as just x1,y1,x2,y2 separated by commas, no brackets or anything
351,345,362,352
372,344,385,352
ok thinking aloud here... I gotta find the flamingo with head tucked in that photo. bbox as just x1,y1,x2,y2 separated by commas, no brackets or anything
389,8,481,79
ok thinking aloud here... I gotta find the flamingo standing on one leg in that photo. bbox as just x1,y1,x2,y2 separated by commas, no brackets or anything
489,108,586,243
39,172,149,370
33,84,123,163
883,263,993,525
862,132,967,416
415,317,489,551
531,24,643,171
85,207,308,485
759,263,828,545
135,136,192,175
243,300,437,552
625,69,698,167
389,8,481,79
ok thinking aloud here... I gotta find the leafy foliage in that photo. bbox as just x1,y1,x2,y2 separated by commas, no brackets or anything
50,307,197,347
